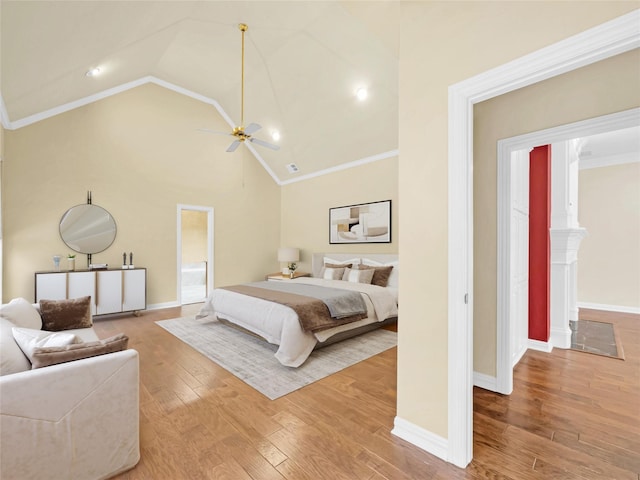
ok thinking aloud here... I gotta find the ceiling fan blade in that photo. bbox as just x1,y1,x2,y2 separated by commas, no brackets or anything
226,140,242,152
244,123,262,135
249,137,280,151
197,128,231,136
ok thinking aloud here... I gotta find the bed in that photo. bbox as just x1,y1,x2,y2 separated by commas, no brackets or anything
196,253,398,367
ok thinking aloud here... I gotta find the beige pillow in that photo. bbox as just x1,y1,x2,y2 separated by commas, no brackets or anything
0,298,42,330
322,267,346,280
30,333,129,369
320,262,352,278
40,296,92,331
342,267,375,284
0,317,31,375
355,265,394,287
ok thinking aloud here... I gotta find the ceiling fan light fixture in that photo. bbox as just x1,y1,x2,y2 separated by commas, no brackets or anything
271,130,281,142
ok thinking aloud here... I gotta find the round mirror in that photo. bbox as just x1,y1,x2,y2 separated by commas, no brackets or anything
59,204,117,254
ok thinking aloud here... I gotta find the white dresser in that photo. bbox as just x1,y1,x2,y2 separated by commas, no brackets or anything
35,268,146,316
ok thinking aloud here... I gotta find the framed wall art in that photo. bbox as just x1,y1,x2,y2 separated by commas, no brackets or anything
329,200,391,244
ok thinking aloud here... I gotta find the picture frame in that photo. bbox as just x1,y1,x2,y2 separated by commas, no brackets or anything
329,200,391,244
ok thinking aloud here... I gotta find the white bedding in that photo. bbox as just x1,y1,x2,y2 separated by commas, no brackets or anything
196,277,398,367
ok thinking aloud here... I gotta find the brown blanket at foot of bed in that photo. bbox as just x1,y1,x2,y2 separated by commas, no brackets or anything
220,284,367,332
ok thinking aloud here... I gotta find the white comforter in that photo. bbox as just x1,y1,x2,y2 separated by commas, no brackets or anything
196,277,398,367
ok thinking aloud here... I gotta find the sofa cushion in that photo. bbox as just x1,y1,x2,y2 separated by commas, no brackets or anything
0,317,31,375
40,296,92,331
0,298,42,330
31,333,129,369
12,327,79,361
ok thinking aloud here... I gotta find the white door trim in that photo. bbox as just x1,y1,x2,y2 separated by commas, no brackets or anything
177,204,214,305
496,108,640,394
447,10,639,468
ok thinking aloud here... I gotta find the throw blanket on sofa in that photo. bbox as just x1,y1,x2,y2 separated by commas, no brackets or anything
219,281,367,332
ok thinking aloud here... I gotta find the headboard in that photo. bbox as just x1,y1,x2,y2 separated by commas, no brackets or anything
311,253,399,289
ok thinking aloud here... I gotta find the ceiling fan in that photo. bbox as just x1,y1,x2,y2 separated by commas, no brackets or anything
200,23,280,153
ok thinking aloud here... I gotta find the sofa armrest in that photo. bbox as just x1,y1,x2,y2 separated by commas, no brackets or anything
0,350,140,480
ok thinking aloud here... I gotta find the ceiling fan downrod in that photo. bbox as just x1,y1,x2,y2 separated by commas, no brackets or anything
239,23,247,131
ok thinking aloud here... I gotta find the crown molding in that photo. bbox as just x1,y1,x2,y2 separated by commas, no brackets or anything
278,149,399,186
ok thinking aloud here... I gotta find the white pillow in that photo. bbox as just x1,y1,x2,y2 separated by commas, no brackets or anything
342,267,375,284
323,267,346,280
323,256,360,267
12,327,79,362
0,298,42,330
0,317,31,375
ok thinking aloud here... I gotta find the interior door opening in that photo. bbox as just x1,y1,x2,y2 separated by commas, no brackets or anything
177,205,214,305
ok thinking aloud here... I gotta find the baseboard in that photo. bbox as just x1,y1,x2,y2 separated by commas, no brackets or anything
391,416,448,462
578,302,640,315
528,339,553,353
473,371,497,391
147,301,180,311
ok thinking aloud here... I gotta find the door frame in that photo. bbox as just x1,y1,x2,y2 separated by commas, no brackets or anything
176,204,214,305
447,11,639,468
495,108,640,394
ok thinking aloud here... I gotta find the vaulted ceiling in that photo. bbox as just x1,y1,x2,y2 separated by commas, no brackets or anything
0,1,400,183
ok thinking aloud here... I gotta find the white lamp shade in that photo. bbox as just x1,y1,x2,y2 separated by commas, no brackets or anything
278,247,299,262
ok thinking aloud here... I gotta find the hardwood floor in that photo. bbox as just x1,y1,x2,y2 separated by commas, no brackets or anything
94,306,640,479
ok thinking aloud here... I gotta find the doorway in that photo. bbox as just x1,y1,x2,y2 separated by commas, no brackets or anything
445,14,638,467
496,108,640,394
177,205,214,305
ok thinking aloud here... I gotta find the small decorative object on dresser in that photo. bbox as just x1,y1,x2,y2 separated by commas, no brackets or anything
67,253,76,271
52,255,62,272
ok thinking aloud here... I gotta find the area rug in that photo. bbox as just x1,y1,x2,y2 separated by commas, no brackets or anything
570,319,624,360
156,316,397,400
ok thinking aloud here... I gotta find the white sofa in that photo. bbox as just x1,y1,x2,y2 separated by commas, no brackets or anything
0,299,140,480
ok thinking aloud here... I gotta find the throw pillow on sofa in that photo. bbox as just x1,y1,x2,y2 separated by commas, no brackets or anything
40,296,92,331
0,297,42,330
12,327,79,360
30,333,129,369
0,317,31,375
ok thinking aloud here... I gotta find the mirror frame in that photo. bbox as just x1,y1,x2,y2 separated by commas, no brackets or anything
59,203,117,254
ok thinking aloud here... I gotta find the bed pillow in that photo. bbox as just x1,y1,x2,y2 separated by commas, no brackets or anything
320,262,353,279
39,296,92,331
0,298,42,330
12,327,79,361
30,333,129,369
342,267,375,284
322,267,346,280
355,264,394,287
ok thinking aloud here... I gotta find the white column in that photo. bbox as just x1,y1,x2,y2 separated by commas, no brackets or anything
550,140,587,348
550,228,587,348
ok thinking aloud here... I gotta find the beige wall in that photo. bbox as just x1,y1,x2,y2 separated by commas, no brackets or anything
578,162,640,308
473,49,640,377
2,83,281,305
399,2,637,439
280,157,398,272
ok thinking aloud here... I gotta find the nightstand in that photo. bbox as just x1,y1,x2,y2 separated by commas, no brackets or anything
265,272,311,281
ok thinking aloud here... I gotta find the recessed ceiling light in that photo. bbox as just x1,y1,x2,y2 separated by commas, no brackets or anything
85,67,102,77
356,87,368,101
271,130,281,142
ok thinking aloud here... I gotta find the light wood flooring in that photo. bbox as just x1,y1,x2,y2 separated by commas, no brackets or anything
94,306,640,479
